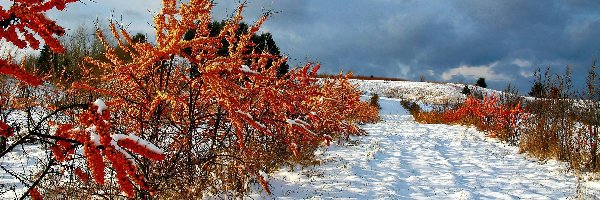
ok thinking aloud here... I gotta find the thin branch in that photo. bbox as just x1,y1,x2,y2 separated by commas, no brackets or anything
1,103,87,159
18,158,55,200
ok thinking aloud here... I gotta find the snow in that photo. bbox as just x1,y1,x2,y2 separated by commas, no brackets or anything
249,96,592,199
236,110,254,120
240,65,258,74
286,118,310,128
2,79,600,199
286,118,316,136
89,132,101,146
259,170,269,181
112,134,164,155
93,98,108,115
236,110,267,129
0,145,47,199
351,80,466,104
286,119,300,126
246,80,600,199
110,138,135,163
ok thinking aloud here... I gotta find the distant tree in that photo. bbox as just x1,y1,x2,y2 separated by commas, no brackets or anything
528,81,546,98
36,44,65,74
182,29,200,78
34,25,106,82
61,25,93,80
201,21,290,77
36,44,53,73
476,77,487,88
528,67,548,98
253,32,289,76
131,33,146,43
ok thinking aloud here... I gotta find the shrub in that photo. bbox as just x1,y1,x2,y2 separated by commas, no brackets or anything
520,65,600,171
370,93,381,110
408,64,600,172
0,0,379,199
408,94,527,145
461,85,471,95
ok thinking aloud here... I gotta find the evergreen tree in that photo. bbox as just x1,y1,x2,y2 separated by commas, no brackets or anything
528,81,546,98
132,33,147,43
528,67,548,98
476,77,487,88
203,21,290,77
252,32,289,77
182,29,200,78
36,44,60,74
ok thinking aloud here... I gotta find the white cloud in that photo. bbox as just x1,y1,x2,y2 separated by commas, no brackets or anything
441,62,512,82
512,58,532,68
520,70,534,78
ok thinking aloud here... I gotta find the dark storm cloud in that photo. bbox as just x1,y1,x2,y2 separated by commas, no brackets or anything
240,0,600,93
45,0,600,93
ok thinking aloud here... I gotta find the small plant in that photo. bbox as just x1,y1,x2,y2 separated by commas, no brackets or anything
400,100,420,115
461,85,471,95
370,93,381,110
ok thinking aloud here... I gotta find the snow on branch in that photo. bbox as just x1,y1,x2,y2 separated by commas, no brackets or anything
240,65,259,74
112,134,165,159
286,118,316,136
94,99,108,115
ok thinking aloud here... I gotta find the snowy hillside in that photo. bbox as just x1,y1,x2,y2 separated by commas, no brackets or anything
351,80,480,105
248,79,600,199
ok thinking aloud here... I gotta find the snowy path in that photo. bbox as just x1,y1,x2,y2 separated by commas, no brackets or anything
251,97,588,199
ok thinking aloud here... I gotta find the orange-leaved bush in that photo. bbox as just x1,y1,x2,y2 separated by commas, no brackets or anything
0,120,13,137
0,59,43,86
65,0,378,197
0,0,377,198
1,0,72,176
50,99,165,198
410,94,528,145
0,0,76,85
0,1,79,199
29,188,42,200
0,0,77,52
429,95,528,144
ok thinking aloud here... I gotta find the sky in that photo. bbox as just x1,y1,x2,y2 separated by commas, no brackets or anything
12,0,600,93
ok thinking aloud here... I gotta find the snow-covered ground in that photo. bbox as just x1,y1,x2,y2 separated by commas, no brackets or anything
3,80,600,199
351,79,468,105
0,144,46,199
250,96,599,199
247,80,600,199
351,79,504,105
